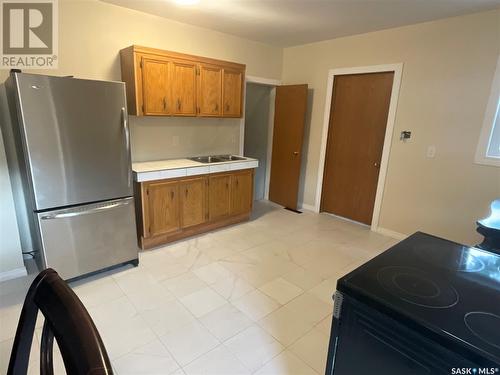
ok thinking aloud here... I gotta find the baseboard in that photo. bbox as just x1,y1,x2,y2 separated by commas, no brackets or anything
375,227,408,240
0,266,27,282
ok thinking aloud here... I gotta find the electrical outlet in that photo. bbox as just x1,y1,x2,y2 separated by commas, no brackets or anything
426,145,436,158
172,135,179,147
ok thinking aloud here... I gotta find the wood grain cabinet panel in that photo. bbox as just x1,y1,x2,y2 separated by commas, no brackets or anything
222,69,243,117
145,180,180,236
141,57,171,115
171,60,197,116
208,174,231,220
198,64,222,116
230,170,253,215
179,177,207,228
136,169,254,249
121,46,245,118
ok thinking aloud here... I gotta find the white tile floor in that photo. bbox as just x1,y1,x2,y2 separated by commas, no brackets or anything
0,201,399,374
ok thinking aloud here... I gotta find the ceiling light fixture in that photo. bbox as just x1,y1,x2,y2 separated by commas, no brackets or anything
174,0,200,5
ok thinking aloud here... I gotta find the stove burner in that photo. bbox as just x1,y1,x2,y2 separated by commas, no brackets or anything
414,244,485,272
465,312,500,350
377,266,459,308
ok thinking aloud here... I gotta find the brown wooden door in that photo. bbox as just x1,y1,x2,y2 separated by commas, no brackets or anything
269,84,308,210
171,60,197,116
222,68,243,117
145,180,180,236
208,174,231,220
321,72,394,225
141,57,171,115
230,170,253,215
179,177,208,228
198,64,222,116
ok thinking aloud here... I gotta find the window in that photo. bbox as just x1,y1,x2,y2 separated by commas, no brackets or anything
476,55,500,166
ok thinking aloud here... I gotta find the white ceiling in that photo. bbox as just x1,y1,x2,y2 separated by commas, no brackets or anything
101,0,500,47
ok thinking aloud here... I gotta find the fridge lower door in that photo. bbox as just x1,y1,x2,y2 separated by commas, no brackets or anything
36,197,138,280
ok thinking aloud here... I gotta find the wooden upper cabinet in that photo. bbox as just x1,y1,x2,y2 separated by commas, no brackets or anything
145,180,180,237
141,57,171,115
120,46,245,118
179,177,207,228
171,60,197,116
231,170,253,215
198,64,222,117
222,69,243,117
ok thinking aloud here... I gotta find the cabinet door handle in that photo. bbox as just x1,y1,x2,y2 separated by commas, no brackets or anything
225,104,230,112
170,191,174,200
185,188,188,197
163,97,168,111
177,99,181,111
215,103,219,112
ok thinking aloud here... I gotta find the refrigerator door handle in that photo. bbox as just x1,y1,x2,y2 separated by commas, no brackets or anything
121,107,132,187
40,198,133,220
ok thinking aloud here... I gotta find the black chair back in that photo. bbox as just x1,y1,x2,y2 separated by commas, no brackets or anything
8,268,113,375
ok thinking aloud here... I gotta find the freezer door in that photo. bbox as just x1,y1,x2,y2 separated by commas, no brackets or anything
14,73,132,210
36,197,138,280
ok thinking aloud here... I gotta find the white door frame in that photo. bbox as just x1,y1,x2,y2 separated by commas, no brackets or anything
314,63,403,231
240,75,282,200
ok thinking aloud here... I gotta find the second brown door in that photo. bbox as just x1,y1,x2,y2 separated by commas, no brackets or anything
321,72,394,225
269,84,308,210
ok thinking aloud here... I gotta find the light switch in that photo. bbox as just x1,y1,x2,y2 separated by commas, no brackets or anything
426,145,436,158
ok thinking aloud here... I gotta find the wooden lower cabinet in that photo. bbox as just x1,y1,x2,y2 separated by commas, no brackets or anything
136,169,254,249
208,174,231,220
179,177,208,228
231,170,253,215
145,180,180,236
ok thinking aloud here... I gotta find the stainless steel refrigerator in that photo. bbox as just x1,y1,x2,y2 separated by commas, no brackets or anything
0,72,139,280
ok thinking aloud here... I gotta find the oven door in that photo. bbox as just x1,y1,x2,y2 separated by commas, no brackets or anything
36,197,138,280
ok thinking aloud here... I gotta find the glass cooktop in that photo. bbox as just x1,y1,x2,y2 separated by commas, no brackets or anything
338,232,500,364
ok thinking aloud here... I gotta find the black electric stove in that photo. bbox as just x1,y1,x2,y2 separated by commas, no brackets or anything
327,232,500,374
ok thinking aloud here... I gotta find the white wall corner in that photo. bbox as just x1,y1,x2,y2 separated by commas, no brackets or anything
375,227,408,240
298,202,316,212
0,266,27,283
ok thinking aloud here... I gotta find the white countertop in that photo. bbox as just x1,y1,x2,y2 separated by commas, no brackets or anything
133,157,259,182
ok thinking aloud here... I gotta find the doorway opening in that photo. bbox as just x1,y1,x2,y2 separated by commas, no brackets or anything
315,64,403,230
243,82,275,201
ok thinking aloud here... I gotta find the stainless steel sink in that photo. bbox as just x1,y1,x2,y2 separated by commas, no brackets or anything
214,155,247,161
189,155,247,164
189,156,224,163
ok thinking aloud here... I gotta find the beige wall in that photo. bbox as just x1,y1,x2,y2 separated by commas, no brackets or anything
282,10,500,245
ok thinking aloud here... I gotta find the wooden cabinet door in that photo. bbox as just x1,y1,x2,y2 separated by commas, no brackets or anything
171,60,197,116
141,57,171,115
145,180,180,236
208,174,231,220
231,170,253,215
222,69,243,117
198,64,222,116
179,177,207,228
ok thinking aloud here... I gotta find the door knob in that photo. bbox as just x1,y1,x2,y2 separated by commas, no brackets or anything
293,151,299,156
374,162,380,168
